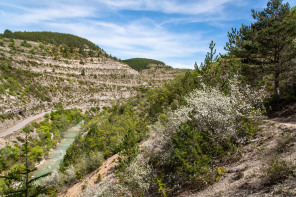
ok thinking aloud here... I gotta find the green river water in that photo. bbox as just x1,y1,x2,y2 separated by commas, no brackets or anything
32,123,81,179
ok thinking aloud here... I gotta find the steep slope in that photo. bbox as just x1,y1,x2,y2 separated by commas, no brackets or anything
58,78,296,197
0,33,183,134
62,118,296,197
179,117,296,197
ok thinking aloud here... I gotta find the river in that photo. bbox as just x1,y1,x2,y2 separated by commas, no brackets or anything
32,122,82,179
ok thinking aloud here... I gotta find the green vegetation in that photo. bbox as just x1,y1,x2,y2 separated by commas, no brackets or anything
60,103,147,175
0,128,50,197
20,40,32,48
61,50,263,196
199,40,218,70
0,1,295,196
123,58,167,71
169,122,229,186
2,30,100,51
262,158,295,186
0,109,83,173
0,109,83,195
225,0,296,107
0,30,122,61
80,1,295,196
0,58,51,104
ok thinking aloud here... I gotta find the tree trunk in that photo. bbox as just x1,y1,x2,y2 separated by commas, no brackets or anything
274,70,280,99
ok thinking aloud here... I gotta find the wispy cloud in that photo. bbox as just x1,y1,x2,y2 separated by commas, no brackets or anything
0,10,5,16
95,0,238,15
2,0,293,68
48,18,208,59
0,0,238,68
22,6,95,23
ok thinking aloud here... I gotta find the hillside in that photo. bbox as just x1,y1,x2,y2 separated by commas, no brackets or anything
1,30,101,51
0,32,183,134
123,58,167,71
61,115,296,197
1,1,296,197
179,117,296,197
53,1,296,196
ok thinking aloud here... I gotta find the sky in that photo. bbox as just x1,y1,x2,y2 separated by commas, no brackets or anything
0,0,295,69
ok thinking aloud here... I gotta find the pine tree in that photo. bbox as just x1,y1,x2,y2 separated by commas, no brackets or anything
0,127,50,197
225,0,296,99
202,40,218,71
194,62,199,71
205,40,218,68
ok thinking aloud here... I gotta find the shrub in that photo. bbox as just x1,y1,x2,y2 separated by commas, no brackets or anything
62,165,76,184
21,40,32,48
138,77,264,193
81,68,85,76
143,78,263,158
96,173,102,183
116,155,154,196
82,181,88,190
172,78,264,141
82,179,132,197
41,170,60,188
262,159,295,186
155,177,167,197
0,85,5,94
76,170,84,180
29,49,35,54
170,122,229,186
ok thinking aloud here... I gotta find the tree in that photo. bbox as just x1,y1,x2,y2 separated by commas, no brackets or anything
81,68,85,76
194,62,199,71
201,40,218,72
3,29,13,37
205,40,218,68
225,0,296,99
0,127,49,197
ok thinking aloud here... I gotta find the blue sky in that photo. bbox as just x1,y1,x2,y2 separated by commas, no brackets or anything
0,0,295,69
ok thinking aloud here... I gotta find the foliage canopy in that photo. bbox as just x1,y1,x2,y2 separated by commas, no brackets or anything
225,0,296,98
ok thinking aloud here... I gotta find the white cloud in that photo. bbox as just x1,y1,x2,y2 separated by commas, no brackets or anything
95,0,237,15
21,5,95,23
48,18,208,59
0,1,97,25
0,0,238,68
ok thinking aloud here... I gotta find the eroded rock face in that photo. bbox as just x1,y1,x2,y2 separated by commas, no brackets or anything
0,38,181,134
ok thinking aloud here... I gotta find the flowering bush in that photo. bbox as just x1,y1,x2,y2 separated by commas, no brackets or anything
138,77,265,192
121,155,154,194
87,77,266,195
82,177,132,197
142,78,264,158
174,79,264,141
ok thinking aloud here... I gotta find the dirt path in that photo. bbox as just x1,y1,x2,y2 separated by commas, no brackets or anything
59,154,119,197
0,111,51,138
178,119,296,197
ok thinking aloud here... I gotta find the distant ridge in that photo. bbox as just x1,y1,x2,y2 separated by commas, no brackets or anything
1,30,101,50
123,58,167,71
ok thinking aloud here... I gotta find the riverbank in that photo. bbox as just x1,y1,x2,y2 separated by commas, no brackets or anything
32,123,82,180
